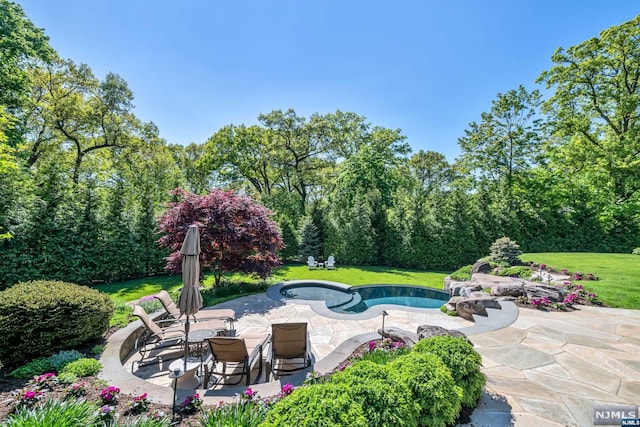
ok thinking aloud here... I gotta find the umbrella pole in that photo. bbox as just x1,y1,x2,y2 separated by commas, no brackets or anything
184,319,190,372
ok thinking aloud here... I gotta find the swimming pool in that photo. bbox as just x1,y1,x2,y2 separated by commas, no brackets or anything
280,282,449,314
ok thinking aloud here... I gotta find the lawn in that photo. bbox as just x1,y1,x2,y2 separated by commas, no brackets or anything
272,264,448,288
521,252,640,309
95,264,449,302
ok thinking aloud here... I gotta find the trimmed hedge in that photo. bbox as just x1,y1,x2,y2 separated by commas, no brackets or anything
259,383,367,427
0,280,113,367
413,336,486,407
389,351,462,427
331,360,419,427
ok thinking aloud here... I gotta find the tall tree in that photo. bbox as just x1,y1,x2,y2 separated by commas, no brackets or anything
457,85,544,201
538,15,640,203
0,0,53,141
158,189,284,287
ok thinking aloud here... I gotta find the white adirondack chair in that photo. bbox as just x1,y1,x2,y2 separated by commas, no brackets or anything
307,256,318,270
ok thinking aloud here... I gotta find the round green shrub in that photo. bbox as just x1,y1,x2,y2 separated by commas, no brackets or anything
488,236,522,266
389,351,462,427
49,350,85,372
0,280,114,367
331,360,419,427
413,336,486,407
60,358,102,377
9,357,53,379
259,383,367,427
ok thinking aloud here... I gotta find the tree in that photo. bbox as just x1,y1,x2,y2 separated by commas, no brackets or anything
158,188,284,287
457,85,544,201
538,15,640,203
0,0,53,143
298,216,321,259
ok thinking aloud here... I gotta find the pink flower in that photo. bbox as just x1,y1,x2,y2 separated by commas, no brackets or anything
281,383,295,395
368,341,377,351
540,264,546,270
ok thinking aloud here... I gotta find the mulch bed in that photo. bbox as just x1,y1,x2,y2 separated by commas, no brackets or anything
0,374,207,426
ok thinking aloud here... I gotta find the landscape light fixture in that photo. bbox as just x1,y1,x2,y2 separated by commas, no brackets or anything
168,367,184,423
381,310,388,336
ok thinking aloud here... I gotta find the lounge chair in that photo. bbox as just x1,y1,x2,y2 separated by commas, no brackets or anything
153,290,236,328
269,322,312,379
131,305,184,362
204,334,270,386
307,256,318,270
132,305,228,362
326,255,336,269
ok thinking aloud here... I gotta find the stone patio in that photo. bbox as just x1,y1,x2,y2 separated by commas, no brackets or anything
101,288,640,427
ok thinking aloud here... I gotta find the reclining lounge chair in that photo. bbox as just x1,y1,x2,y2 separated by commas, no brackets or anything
269,322,312,379
205,333,271,386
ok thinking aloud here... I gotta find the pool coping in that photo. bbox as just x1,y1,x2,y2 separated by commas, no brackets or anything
267,280,519,335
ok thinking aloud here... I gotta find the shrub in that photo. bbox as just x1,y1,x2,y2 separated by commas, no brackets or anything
0,280,114,367
49,350,84,372
331,361,420,427
632,247,640,255
57,371,79,385
259,383,367,427
413,336,486,407
9,357,53,379
60,358,102,377
488,237,522,266
496,266,532,278
450,264,472,281
2,398,100,427
389,351,462,427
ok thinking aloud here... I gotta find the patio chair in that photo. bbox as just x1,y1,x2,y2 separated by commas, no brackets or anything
269,322,312,379
307,256,318,270
132,305,229,363
153,290,236,328
326,255,336,269
131,305,185,362
204,333,271,386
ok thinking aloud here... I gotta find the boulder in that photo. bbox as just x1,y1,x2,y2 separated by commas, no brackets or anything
459,284,483,297
448,296,465,305
471,260,492,275
455,298,501,321
525,284,565,302
444,278,478,296
379,326,418,346
416,325,469,343
491,282,526,297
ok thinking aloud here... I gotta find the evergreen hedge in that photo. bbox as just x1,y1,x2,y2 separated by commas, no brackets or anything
0,281,113,367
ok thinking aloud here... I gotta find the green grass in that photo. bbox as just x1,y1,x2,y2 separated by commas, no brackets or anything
521,253,640,309
91,275,183,302
97,264,448,302
272,264,448,289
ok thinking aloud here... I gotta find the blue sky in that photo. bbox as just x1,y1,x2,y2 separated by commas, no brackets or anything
17,1,639,161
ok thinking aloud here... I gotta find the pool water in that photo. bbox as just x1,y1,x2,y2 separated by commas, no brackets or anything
280,283,449,314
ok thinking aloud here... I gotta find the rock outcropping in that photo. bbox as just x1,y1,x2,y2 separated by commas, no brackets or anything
443,271,571,321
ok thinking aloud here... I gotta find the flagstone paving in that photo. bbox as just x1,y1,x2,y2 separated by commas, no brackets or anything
109,292,640,427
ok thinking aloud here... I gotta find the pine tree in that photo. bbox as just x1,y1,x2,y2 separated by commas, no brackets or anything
298,216,322,259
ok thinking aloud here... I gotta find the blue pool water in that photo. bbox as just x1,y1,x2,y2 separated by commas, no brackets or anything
280,283,449,314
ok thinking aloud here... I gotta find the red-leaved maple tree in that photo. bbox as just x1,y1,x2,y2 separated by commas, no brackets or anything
158,188,284,287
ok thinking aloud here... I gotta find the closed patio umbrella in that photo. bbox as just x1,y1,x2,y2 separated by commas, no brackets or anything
178,224,203,371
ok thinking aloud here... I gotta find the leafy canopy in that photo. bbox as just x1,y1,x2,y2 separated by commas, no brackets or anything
158,188,284,287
